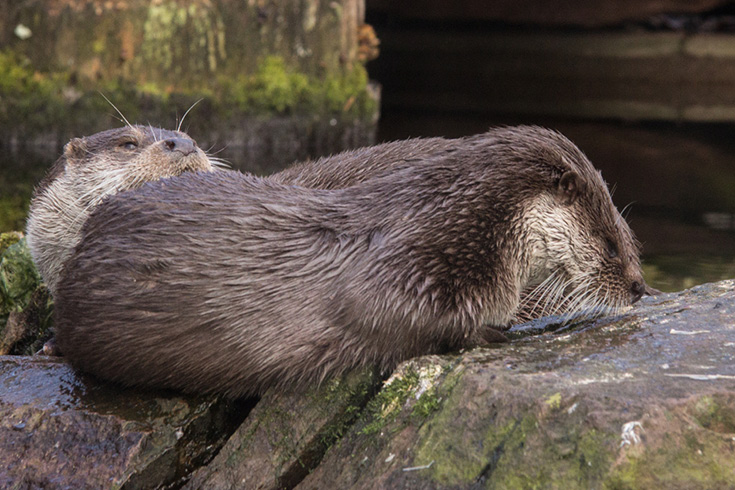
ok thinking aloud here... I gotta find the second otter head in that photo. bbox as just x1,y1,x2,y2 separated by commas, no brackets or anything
56,125,214,197
26,125,216,295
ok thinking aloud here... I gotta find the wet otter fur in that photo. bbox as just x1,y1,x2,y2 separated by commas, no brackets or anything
26,125,216,295
54,126,645,397
271,137,454,189
274,135,652,325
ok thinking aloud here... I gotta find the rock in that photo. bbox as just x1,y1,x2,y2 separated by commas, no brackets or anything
0,356,249,489
185,369,380,490
296,280,735,489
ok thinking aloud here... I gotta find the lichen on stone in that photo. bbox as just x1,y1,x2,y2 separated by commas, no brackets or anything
358,360,451,437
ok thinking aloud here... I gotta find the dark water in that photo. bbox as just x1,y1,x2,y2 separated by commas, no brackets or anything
3,117,735,293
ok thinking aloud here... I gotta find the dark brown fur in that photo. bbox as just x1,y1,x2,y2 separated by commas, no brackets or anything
54,126,645,397
271,137,453,189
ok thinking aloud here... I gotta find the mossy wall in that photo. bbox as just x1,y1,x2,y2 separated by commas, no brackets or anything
3,0,365,88
0,0,378,150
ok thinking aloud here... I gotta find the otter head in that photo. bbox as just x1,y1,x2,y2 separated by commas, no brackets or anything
26,125,216,295
506,127,645,320
57,125,215,200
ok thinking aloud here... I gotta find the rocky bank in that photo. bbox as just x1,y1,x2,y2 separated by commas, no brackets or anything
2,243,735,488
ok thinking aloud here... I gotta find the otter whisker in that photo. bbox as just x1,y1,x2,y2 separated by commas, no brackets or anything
559,277,623,325
517,269,562,319
148,123,159,143
520,270,560,308
620,201,636,221
206,143,230,156
205,144,217,154
522,271,566,318
545,274,572,316
538,280,564,316
98,92,133,129
207,156,232,169
178,98,203,133
558,277,599,323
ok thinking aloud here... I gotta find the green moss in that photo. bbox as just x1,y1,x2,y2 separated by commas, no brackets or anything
0,50,64,96
314,369,380,448
0,232,23,257
0,49,376,139
0,237,51,353
691,395,735,433
414,388,617,488
605,431,735,489
412,387,441,419
359,367,421,436
225,56,311,113
219,56,376,116
141,3,226,78
414,398,517,485
141,4,183,72
483,419,614,489
0,238,41,315
221,369,378,483
545,392,562,410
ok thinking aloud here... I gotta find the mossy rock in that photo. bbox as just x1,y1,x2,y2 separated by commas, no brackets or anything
0,236,52,355
0,231,24,257
0,237,41,315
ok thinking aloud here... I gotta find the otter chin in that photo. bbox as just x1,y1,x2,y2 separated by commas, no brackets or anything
26,125,216,296
54,126,646,398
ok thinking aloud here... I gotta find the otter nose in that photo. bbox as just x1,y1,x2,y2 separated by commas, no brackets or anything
630,280,645,303
163,137,197,156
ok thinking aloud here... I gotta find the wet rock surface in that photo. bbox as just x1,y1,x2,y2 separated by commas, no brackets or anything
2,280,735,489
297,280,735,489
185,369,380,490
0,356,249,489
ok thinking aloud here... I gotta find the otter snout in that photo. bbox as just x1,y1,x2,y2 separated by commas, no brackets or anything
630,279,645,304
163,137,197,156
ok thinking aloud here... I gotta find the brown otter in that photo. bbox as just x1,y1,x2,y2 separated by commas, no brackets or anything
275,135,652,324
271,137,453,189
54,126,645,397
25,125,217,296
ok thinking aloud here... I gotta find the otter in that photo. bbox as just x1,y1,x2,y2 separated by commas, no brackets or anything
54,126,646,398
270,137,455,189
25,125,217,295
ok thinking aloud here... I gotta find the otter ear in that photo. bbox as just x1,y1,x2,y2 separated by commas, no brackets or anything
557,171,582,205
63,138,87,162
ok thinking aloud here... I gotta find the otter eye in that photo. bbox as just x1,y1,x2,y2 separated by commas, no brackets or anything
606,239,618,259
120,141,138,150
